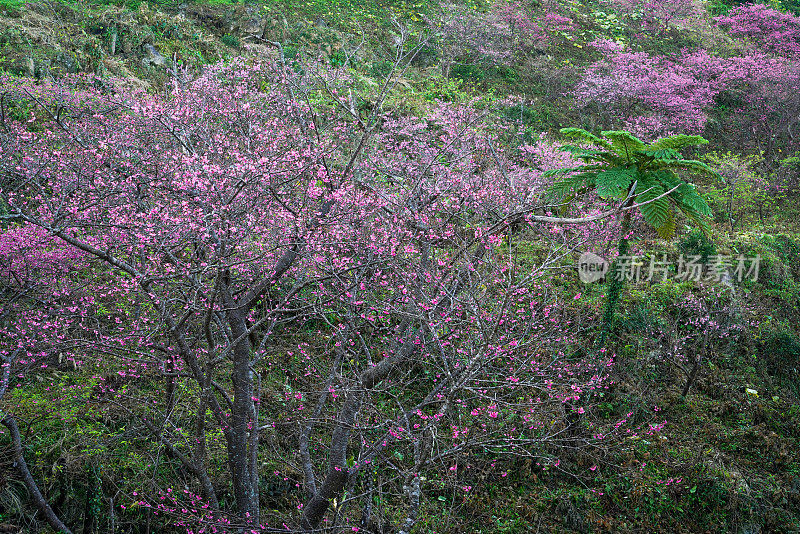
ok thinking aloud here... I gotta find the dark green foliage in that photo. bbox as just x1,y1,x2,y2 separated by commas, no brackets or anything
282,44,299,60
502,102,560,132
450,63,519,88
151,20,184,39
0,0,23,15
759,330,800,388
329,49,347,67
678,229,717,263
410,43,438,67
595,166,637,199
450,63,486,82
369,59,394,78
707,0,800,16
221,34,240,48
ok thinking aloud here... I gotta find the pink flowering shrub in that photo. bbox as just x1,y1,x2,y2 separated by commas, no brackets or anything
716,3,800,59
648,290,744,395
574,40,800,141
574,41,715,137
440,1,573,72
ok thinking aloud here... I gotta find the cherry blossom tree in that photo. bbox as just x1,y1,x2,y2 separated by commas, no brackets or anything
438,1,573,77
716,3,800,59
1,56,654,532
574,39,800,147
0,227,79,534
573,40,716,137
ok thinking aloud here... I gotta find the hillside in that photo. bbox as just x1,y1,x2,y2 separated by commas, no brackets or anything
1,0,799,533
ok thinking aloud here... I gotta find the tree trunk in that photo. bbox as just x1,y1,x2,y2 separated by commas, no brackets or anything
681,353,702,397
597,204,633,350
227,309,260,525
299,329,420,531
1,416,74,534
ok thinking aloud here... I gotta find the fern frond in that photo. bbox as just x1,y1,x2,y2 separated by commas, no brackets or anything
546,171,595,199
595,166,636,199
656,209,676,238
652,170,685,194
677,204,712,233
675,185,712,217
558,145,614,161
637,148,682,163
559,127,612,149
541,166,591,178
601,130,647,157
648,134,709,150
664,159,718,176
636,182,670,229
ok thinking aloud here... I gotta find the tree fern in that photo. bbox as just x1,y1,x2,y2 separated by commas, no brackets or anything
543,128,720,351
545,129,718,233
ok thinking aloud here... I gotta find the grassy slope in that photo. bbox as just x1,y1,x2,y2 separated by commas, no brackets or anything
1,0,799,532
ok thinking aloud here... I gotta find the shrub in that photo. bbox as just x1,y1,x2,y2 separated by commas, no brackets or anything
678,229,717,263
716,3,800,59
368,58,393,78
758,330,800,392
221,34,241,48
702,151,767,230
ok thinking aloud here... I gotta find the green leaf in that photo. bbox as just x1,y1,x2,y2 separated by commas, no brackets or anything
651,169,680,187
637,148,682,163
595,166,636,199
676,203,712,232
637,182,670,229
558,145,616,163
542,165,598,178
675,184,712,217
546,171,595,199
664,159,718,177
656,209,676,238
